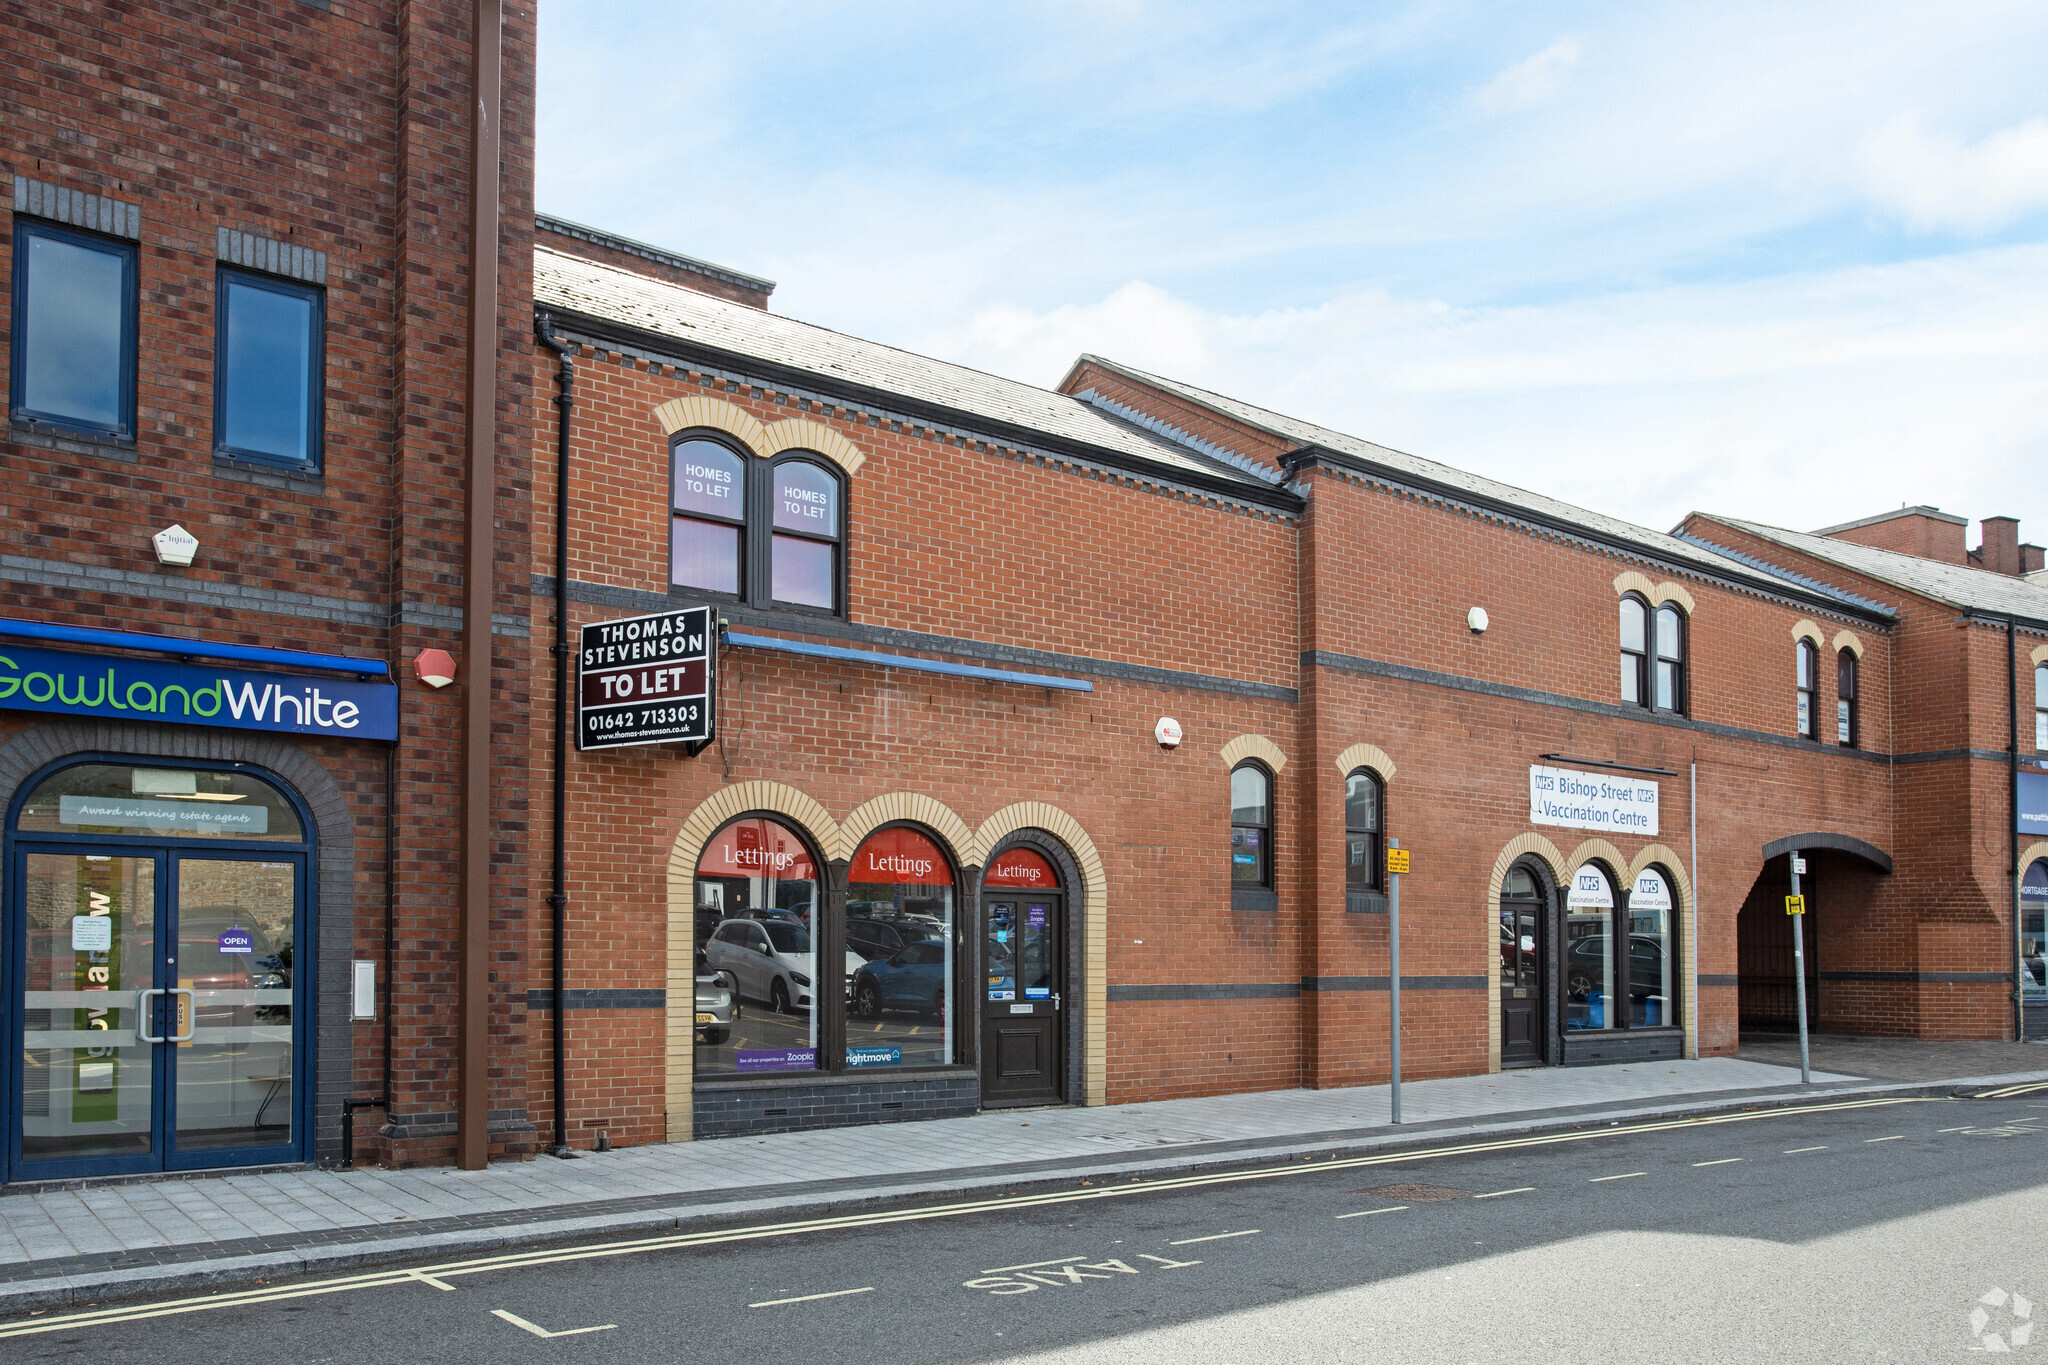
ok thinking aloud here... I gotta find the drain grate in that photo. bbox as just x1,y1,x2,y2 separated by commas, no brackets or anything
1352,1183,1471,1202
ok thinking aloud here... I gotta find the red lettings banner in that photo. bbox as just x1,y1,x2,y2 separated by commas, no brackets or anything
985,848,1055,888
698,818,816,882
852,827,948,886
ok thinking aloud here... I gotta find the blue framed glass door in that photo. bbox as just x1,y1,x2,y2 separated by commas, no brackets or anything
8,844,306,1181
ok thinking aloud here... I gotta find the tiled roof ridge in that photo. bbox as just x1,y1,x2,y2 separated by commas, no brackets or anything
535,216,775,295
1068,386,1284,487
1672,529,1897,618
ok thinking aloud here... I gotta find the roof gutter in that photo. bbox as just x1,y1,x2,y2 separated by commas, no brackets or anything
537,307,1305,515
1282,444,1896,626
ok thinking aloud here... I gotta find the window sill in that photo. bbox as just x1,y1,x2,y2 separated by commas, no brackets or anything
693,1065,977,1091
212,451,324,491
1346,889,1388,915
10,418,138,463
1231,886,1278,913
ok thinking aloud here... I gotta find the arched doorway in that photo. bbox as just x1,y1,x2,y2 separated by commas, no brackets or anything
1498,861,1548,1068
981,843,1066,1104
4,757,314,1181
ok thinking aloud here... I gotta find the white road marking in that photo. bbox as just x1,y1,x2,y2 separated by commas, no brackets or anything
982,1256,1081,1273
0,1095,1933,1342
1784,1146,1829,1153
1939,1125,1976,1133
1864,1135,1904,1143
748,1286,874,1308
1589,1172,1645,1182
1692,1158,1743,1167
1336,1205,1409,1219
1169,1230,1259,1245
491,1309,616,1338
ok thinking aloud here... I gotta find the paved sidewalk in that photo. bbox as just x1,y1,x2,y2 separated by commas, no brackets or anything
4,1051,2039,1311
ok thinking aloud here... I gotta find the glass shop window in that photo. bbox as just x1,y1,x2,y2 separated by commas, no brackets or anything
694,817,820,1076
845,826,955,1069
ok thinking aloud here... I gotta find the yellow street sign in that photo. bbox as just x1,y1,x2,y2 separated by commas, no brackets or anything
1386,848,1411,875
1785,894,1806,915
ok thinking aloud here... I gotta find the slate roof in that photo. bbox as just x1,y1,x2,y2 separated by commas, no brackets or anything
1692,515,2048,625
533,247,1277,496
1071,355,1780,589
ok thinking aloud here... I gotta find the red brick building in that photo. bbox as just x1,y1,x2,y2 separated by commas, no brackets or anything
4,2,2044,1179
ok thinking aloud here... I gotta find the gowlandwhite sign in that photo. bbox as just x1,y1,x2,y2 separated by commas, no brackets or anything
1529,764,1659,836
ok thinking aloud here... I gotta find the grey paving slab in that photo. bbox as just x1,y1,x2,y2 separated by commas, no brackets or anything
0,1054,1896,1273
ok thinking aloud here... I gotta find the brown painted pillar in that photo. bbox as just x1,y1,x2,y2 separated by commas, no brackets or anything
458,0,504,1172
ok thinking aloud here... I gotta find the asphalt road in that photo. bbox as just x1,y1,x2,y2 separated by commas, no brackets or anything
7,1091,2047,1363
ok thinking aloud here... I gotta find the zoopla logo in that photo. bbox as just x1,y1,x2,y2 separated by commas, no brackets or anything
1972,1287,2034,1352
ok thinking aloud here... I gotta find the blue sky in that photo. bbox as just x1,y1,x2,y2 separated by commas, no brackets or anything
538,2,2048,544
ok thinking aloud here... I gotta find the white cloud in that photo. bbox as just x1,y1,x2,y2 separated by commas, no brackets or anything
1473,37,1581,114
925,244,2048,537
1857,113,2048,234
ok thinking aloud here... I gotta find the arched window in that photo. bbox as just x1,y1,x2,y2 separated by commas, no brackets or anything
1654,605,1687,714
695,816,821,1076
1836,650,1859,747
1628,868,1678,1028
1618,595,1649,707
1344,768,1384,897
1797,639,1819,740
2023,860,2048,1004
846,825,955,1068
671,437,746,596
770,456,842,611
1230,762,1273,893
1566,863,1616,1032
2035,664,2047,751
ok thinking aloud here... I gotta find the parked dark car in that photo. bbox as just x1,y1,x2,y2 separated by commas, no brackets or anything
849,941,946,1019
1565,934,1672,1024
847,915,944,963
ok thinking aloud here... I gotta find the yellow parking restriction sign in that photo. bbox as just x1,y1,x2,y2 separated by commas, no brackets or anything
1386,848,1411,875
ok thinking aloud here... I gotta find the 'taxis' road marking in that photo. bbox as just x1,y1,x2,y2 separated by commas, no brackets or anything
748,1287,873,1309
983,1257,1082,1274
1589,1172,1645,1182
491,1309,615,1338
1169,1230,1259,1245
1693,1158,1743,1167
0,1095,1930,1342
1336,1206,1409,1219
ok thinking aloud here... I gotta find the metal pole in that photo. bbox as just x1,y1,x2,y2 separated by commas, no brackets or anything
1389,837,1401,1125
1689,762,1698,1060
1790,849,1811,1085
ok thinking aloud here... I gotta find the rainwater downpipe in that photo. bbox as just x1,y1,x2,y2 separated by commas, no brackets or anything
536,314,577,1158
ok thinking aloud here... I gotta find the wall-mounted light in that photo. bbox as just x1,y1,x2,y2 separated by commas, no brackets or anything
1467,606,1490,634
412,648,457,688
152,523,198,566
1154,717,1183,749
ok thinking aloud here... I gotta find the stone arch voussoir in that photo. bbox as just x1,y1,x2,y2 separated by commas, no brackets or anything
1333,742,1397,781
760,417,868,476
652,395,772,454
838,792,975,868
1219,733,1288,772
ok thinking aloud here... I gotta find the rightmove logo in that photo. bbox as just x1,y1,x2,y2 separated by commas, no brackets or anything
1972,1287,2034,1352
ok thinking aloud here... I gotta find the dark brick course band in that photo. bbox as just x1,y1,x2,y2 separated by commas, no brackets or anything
1818,971,2011,984
692,1073,979,1139
1302,975,1488,992
1109,983,1301,1001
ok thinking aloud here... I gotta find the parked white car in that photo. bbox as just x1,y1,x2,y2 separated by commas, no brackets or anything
702,918,862,1013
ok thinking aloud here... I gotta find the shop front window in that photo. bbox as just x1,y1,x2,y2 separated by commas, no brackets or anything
2024,860,2048,1004
1628,868,1678,1027
694,817,820,1076
846,827,955,1069
1565,864,1615,1030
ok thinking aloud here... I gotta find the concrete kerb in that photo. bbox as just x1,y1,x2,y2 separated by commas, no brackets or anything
5,1066,2045,1316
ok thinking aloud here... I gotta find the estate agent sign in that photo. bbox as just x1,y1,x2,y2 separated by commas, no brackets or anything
577,607,715,750
1528,764,1659,836
0,643,397,740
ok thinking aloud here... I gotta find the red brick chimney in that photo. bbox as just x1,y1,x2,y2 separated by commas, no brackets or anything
1973,516,2022,576
1817,506,1968,564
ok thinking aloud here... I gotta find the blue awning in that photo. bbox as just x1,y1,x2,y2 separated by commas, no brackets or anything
0,617,390,678
724,630,1091,692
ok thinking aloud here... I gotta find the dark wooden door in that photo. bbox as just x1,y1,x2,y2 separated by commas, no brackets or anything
1499,893,1545,1067
981,893,1064,1105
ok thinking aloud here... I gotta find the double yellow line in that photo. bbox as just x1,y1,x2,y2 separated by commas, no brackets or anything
0,1095,1926,1340
1970,1080,2048,1100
